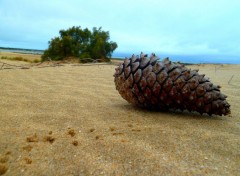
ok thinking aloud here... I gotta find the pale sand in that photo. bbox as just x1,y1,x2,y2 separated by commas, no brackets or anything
0,59,239,175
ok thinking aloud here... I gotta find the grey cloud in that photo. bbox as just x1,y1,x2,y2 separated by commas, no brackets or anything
0,0,240,55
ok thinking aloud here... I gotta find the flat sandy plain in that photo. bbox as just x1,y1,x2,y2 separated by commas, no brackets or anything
0,55,239,175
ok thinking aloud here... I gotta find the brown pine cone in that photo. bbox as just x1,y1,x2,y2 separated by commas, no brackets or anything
114,54,230,116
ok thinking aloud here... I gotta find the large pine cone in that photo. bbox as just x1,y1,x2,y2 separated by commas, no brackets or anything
114,54,230,116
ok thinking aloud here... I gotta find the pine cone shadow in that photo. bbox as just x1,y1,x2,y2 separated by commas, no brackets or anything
117,103,226,121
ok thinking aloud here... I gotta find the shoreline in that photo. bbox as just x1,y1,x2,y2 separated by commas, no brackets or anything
0,47,44,54
1,49,240,65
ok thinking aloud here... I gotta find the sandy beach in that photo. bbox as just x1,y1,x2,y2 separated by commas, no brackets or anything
0,58,239,175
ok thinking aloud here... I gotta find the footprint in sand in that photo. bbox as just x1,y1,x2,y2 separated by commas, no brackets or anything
26,133,39,143
23,157,32,165
67,129,76,137
26,132,56,144
72,140,79,146
22,145,33,152
67,129,80,146
0,152,11,175
0,163,8,175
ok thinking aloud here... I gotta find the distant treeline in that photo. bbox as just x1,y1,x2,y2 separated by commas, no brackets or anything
0,47,44,55
0,47,44,52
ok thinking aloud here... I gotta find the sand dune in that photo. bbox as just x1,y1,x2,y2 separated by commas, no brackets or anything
0,59,239,175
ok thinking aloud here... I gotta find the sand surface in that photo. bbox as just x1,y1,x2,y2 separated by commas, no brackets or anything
0,59,239,175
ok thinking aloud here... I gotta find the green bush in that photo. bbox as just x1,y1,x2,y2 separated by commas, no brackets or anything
42,26,118,62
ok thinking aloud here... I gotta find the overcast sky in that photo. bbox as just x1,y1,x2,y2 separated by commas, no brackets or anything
0,0,240,56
